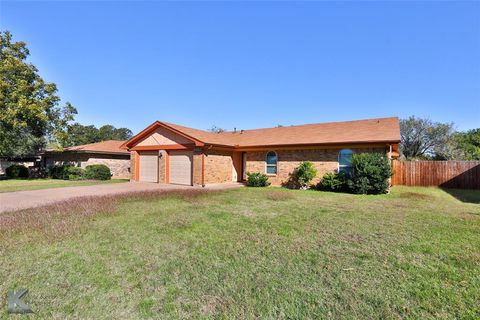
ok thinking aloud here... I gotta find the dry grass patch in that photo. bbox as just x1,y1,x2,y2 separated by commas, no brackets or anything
0,189,216,243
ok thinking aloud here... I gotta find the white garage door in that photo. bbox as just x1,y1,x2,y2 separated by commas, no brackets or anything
139,152,158,183
169,151,192,185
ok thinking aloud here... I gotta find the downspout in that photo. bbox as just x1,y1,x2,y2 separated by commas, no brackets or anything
388,144,393,192
201,153,205,187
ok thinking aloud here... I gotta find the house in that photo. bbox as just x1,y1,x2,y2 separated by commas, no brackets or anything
42,140,130,178
0,156,40,176
122,117,401,186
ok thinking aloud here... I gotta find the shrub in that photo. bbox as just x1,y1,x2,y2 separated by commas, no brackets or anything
49,164,75,180
85,164,111,180
347,153,392,194
318,172,347,192
246,172,270,187
293,161,317,189
6,164,29,178
66,166,85,180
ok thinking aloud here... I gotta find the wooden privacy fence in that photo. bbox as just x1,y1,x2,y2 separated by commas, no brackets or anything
391,160,480,189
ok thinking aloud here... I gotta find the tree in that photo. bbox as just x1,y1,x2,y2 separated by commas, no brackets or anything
59,122,133,147
0,31,77,157
62,123,100,146
98,125,132,141
454,129,480,160
400,116,455,159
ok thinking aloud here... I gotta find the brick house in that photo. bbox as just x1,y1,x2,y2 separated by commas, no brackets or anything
122,117,400,186
42,140,130,178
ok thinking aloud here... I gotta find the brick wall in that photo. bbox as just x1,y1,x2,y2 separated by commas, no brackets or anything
192,148,203,186
204,149,234,184
45,152,130,179
245,147,386,186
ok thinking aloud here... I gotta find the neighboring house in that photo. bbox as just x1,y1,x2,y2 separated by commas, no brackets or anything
42,140,130,178
122,117,401,186
0,156,40,176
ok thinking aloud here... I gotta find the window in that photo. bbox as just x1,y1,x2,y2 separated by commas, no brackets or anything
266,151,277,174
338,149,353,175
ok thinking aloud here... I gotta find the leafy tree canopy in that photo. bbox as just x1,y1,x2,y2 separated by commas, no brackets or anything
400,116,479,160
59,123,133,147
400,116,456,159
454,129,480,160
0,30,77,157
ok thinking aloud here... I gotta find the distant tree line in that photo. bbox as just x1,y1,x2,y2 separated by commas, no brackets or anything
59,123,133,147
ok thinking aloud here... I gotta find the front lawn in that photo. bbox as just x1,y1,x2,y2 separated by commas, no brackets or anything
0,187,479,318
0,178,129,193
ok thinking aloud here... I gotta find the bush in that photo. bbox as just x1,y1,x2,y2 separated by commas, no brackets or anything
293,161,317,189
49,164,75,180
318,172,347,192
246,172,270,187
85,164,111,180
66,166,85,180
347,153,392,194
6,164,29,178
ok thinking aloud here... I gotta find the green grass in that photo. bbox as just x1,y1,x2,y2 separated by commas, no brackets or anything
0,178,129,193
1,186,479,319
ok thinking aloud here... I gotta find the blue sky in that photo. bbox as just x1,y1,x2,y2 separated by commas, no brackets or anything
1,1,479,133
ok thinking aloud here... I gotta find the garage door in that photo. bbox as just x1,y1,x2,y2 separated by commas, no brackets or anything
169,151,192,185
139,152,158,183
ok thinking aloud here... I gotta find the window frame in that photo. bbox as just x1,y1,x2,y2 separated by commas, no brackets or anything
265,151,278,175
338,149,353,175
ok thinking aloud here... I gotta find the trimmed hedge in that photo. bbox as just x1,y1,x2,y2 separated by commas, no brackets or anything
246,172,270,187
85,164,111,180
67,166,85,180
317,172,347,192
49,164,75,180
6,164,29,178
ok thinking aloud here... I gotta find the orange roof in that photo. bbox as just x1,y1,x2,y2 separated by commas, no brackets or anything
125,117,400,149
64,140,129,154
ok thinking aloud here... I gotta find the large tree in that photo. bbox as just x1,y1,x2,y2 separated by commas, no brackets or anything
0,30,76,157
400,116,456,159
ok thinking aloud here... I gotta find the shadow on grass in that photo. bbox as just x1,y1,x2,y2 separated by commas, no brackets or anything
441,188,480,204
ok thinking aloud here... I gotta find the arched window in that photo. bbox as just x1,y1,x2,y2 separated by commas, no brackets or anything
266,151,278,174
338,149,353,175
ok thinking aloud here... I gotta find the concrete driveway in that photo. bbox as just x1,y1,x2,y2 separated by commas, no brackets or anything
0,182,243,213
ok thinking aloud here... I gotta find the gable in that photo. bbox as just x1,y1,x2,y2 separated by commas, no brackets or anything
135,126,193,147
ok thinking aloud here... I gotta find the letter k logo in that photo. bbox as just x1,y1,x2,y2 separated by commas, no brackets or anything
8,289,33,314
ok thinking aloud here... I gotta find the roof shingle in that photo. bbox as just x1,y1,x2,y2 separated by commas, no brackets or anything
64,140,129,154
160,117,400,147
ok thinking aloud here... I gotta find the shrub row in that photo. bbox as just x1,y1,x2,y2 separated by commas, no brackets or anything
318,153,392,194
48,164,111,180
246,153,392,194
3,163,113,181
